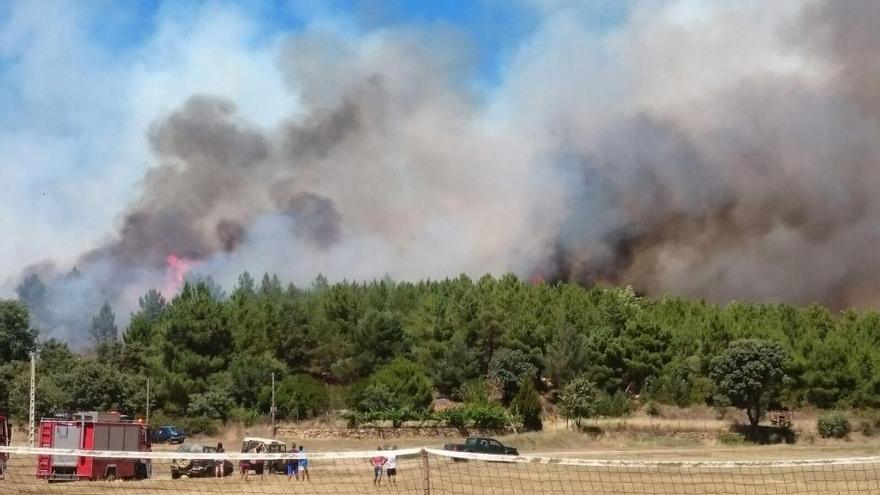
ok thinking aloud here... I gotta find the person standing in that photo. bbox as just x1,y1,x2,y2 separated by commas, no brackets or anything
239,445,253,481
370,447,387,486
255,443,266,481
298,445,310,482
386,447,397,486
241,443,265,482
215,442,225,478
285,449,298,482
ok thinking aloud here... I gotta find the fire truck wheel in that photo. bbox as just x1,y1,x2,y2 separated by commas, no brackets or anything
135,462,148,480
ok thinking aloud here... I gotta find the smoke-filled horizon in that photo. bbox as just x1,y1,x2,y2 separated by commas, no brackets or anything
4,0,880,345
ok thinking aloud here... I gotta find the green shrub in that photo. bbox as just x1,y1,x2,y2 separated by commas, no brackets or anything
348,359,433,412
228,405,261,427
343,408,437,428
595,391,634,417
817,411,851,439
383,406,422,427
149,411,216,435
719,432,746,445
276,374,330,420
343,410,363,428
858,412,880,437
510,380,542,431
187,388,235,420
467,403,510,429
348,382,397,412
712,394,731,420
645,401,661,417
173,415,219,436
458,379,493,405
438,403,510,429
558,375,600,427
439,407,469,429
488,349,537,404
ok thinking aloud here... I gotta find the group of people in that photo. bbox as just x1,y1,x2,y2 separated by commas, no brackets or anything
285,445,310,482
209,441,310,482
207,441,403,486
370,447,398,487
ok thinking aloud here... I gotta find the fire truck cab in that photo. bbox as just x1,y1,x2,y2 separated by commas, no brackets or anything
0,412,10,479
36,411,151,481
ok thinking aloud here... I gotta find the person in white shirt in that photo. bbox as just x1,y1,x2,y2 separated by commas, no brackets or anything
386,448,397,486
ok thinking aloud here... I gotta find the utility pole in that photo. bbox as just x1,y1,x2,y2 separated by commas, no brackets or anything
145,378,151,425
28,351,36,447
270,372,276,438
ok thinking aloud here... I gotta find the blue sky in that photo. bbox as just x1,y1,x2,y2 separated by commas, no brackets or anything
1,0,632,89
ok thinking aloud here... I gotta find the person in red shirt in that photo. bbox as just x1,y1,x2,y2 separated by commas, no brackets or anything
370,447,387,486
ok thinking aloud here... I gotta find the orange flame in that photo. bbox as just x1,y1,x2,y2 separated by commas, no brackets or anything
163,254,194,296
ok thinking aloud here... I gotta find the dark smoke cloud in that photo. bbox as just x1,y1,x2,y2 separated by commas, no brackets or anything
275,192,342,249
15,0,880,345
216,220,246,252
525,0,880,308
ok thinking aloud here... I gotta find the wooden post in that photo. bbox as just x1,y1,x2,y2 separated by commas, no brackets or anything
421,449,431,495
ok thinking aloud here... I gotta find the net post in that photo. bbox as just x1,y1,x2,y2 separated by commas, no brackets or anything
421,448,432,495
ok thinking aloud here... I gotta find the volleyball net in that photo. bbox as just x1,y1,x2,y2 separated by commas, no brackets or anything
2,445,880,494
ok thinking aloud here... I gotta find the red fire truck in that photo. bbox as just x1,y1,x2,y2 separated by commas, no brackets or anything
0,411,10,479
36,411,151,481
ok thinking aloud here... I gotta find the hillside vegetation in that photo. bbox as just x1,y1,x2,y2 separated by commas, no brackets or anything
2,273,879,432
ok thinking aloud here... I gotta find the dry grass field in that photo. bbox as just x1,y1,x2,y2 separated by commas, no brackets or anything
5,443,880,495
6,409,880,495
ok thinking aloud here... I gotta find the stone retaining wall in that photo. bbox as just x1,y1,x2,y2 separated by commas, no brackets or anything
274,426,509,440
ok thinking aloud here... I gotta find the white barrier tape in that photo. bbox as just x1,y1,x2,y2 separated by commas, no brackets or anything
3,445,880,469
424,449,880,469
0,446,422,461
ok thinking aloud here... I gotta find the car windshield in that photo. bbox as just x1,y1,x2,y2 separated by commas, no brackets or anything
268,444,285,453
166,427,181,434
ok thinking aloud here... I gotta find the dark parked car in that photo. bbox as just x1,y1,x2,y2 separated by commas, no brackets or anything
443,437,519,456
171,444,233,479
151,426,186,444
240,437,288,474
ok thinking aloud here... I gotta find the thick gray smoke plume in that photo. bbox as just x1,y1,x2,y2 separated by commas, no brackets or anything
15,0,880,344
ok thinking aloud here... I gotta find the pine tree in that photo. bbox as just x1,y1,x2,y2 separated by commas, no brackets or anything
15,273,50,324
89,301,118,345
138,289,167,322
233,271,256,299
